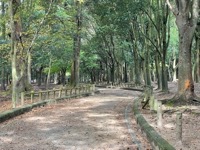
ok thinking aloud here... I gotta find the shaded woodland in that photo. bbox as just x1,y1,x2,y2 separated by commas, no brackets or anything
0,0,200,107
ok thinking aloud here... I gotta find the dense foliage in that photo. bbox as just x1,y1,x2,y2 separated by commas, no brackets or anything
0,0,199,105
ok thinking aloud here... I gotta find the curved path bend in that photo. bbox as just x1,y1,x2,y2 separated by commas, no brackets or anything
0,88,151,150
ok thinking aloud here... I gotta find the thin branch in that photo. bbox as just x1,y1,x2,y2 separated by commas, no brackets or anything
136,23,162,58
166,5,170,48
166,0,178,16
192,0,199,23
142,8,163,51
27,0,53,53
142,9,160,35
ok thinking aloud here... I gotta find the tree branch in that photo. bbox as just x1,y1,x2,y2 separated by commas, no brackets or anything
166,0,178,16
27,0,53,53
192,0,199,23
136,23,162,58
142,9,160,37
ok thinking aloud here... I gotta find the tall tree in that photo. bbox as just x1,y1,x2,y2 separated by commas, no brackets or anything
194,21,200,82
9,0,27,107
9,0,53,107
1,1,6,91
71,0,83,86
166,0,200,101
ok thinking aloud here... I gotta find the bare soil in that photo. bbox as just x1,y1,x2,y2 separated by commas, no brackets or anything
1,82,199,150
0,88,151,150
141,82,200,150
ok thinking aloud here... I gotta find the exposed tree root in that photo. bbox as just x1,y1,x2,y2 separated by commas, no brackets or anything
192,97,200,103
162,94,200,107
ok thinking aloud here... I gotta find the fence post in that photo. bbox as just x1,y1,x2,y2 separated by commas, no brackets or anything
65,88,67,96
47,90,50,99
74,87,77,96
21,92,25,106
67,89,70,96
176,112,182,142
91,84,95,95
39,91,42,101
31,91,34,103
86,85,88,93
70,88,72,96
78,87,81,96
157,100,162,128
44,91,47,100
83,86,86,93
53,88,56,99
93,84,95,91
58,88,62,98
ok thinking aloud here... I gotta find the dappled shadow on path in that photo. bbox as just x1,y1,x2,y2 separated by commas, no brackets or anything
0,88,151,150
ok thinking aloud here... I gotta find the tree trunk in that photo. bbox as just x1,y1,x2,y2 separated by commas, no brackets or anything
90,70,96,83
195,27,200,82
166,0,199,101
172,49,178,82
129,65,134,82
1,67,6,91
46,58,52,89
124,62,128,83
54,73,58,84
161,60,168,91
129,29,141,85
1,2,6,91
10,0,34,107
161,25,169,92
37,67,43,86
116,63,121,83
145,50,151,86
6,73,10,86
176,17,196,99
27,51,32,84
72,35,80,86
134,50,141,85
61,69,66,86
110,64,115,83
151,63,156,82
10,0,20,108
155,55,161,89
71,1,82,87
162,1,169,91
106,61,110,84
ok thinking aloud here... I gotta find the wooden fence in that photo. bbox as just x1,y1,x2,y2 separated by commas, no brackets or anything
18,84,95,107
95,82,136,88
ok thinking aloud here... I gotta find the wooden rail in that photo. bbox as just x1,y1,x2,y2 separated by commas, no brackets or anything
19,84,95,107
95,82,136,88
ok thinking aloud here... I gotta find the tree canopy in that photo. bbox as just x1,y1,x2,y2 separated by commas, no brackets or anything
0,0,199,106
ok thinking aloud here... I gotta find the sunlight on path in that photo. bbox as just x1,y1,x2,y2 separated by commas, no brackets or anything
0,88,151,150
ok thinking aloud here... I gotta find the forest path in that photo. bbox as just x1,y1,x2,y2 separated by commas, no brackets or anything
0,88,151,150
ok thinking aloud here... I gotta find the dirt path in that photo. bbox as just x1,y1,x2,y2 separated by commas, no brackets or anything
0,88,151,150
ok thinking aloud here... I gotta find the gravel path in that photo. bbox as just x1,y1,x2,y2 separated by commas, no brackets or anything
0,88,151,150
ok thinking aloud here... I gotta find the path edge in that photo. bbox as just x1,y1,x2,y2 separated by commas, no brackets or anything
0,92,95,124
133,95,175,150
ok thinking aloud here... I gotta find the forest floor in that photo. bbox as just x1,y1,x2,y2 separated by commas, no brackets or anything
141,82,200,150
0,83,200,149
0,88,151,150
